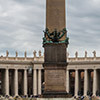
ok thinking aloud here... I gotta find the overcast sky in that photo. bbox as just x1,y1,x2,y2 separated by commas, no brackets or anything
0,0,100,57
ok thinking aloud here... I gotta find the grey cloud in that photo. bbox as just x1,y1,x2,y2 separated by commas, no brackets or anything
0,0,100,57
67,0,100,57
0,0,45,56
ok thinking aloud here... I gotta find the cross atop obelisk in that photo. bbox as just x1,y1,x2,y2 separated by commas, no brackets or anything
43,0,69,98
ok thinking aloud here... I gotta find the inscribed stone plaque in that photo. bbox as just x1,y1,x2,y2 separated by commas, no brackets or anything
45,69,66,91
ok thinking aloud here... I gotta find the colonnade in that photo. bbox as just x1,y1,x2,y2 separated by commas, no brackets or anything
0,68,42,96
66,69,100,96
0,67,100,97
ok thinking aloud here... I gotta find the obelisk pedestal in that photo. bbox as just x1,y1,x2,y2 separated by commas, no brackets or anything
43,0,69,98
43,44,68,98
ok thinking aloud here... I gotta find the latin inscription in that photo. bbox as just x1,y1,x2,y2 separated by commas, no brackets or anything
46,70,65,86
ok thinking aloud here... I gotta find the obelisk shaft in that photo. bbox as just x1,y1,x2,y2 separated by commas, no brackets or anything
46,0,66,41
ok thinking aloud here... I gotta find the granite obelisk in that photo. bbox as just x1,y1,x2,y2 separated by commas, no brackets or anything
43,0,69,97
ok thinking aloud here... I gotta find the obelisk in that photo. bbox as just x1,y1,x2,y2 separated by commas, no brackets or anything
43,0,69,97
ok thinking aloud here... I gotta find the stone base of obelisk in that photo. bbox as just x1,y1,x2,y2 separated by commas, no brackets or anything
43,43,68,98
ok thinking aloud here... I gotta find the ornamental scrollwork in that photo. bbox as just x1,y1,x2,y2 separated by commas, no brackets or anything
43,28,69,45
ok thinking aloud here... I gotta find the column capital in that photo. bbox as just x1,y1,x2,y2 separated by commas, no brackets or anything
33,68,37,70
6,66,9,70
38,69,42,71
75,69,78,71
6,68,9,70
66,69,69,71
24,69,27,71
15,68,18,70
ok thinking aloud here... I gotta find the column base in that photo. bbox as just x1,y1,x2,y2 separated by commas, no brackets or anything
83,94,87,97
74,95,78,98
92,94,96,96
5,95,9,98
14,95,19,98
24,95,28,97
42,91,72,98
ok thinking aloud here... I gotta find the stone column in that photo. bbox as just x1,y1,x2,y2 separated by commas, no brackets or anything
38,69,42,95
33,69,37,96
24,69,27,95
14,69,18,96
5,68,9,96
93,69,97,96
84,69,88,96
66,69,69,93
75,69,79,97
